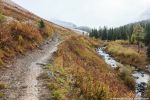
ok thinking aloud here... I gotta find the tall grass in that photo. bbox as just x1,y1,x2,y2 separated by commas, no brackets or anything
106,42,144,67
119,67,135,90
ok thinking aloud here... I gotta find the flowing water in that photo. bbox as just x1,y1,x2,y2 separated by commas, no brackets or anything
96,47,150,97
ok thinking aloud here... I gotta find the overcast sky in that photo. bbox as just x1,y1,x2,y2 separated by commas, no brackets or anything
12,0,150,28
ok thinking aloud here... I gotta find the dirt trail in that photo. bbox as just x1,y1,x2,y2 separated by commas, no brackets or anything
0,36,60,100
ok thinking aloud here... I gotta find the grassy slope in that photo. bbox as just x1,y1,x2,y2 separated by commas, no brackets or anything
42,36,134,100
0,1,76,66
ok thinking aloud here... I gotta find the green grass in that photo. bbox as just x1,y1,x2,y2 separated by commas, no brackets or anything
0,13,5,23
0,92,4,98
0,82,7,90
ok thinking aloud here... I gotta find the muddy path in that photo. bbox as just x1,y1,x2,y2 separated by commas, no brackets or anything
0,36,60,100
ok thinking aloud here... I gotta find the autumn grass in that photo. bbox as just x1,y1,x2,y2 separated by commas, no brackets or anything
0,13,77,67
0,13,5,23
114,40,129,45
43,36,134,99
106,41,144,68
115,64,136,90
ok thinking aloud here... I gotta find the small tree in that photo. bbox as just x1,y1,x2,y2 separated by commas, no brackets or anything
132,24,145,53
130,34,136,44
147,44,150,58
38,19,45,28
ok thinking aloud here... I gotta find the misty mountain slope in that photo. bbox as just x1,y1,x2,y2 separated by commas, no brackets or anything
50,19,77,29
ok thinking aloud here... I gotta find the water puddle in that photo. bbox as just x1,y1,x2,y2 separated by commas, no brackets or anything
96,47,150,97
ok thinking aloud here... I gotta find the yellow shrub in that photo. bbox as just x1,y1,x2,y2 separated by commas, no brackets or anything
11,22,43,42
106,42,143,67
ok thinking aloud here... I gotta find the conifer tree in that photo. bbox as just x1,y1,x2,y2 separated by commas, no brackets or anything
39,19,45,28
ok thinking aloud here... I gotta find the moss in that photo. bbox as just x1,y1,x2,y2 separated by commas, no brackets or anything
0,92,4,98
0,13,5,23
0,82,7,90
52,88,68,100
47,83,59,90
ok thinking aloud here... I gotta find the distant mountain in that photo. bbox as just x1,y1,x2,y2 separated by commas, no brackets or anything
50,19,77,29
50,19,90,35
77,26,92,33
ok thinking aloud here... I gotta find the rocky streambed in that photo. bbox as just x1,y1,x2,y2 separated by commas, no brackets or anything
96,47,150,98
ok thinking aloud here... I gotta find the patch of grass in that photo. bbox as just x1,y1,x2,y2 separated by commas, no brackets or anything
114,40,129,45
119,67,135,90
11,22,43,42
0,92,4,98
0,13,5,23
0,50,4,66
73,71,110,100
0,82,7,90
52,88,68,100
106,42,144,67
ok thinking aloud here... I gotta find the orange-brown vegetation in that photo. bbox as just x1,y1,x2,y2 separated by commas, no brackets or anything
0,13,76,66
45,36,134,99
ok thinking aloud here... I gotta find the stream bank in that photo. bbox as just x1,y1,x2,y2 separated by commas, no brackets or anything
96,47,150,98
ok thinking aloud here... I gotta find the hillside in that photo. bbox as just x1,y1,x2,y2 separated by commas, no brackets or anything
0,0,81,99
0,0,147,100
39,36,134,99
0,0,77,66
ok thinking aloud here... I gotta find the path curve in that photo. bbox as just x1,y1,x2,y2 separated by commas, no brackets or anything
0,36,60,100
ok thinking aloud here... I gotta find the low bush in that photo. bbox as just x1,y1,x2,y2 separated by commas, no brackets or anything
0,82,7,90
74,72,110,100
38,19,45,28
119,68,135,90
0,13,5,23
145,80,150,98
11,22,43,42
0,92,4,98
